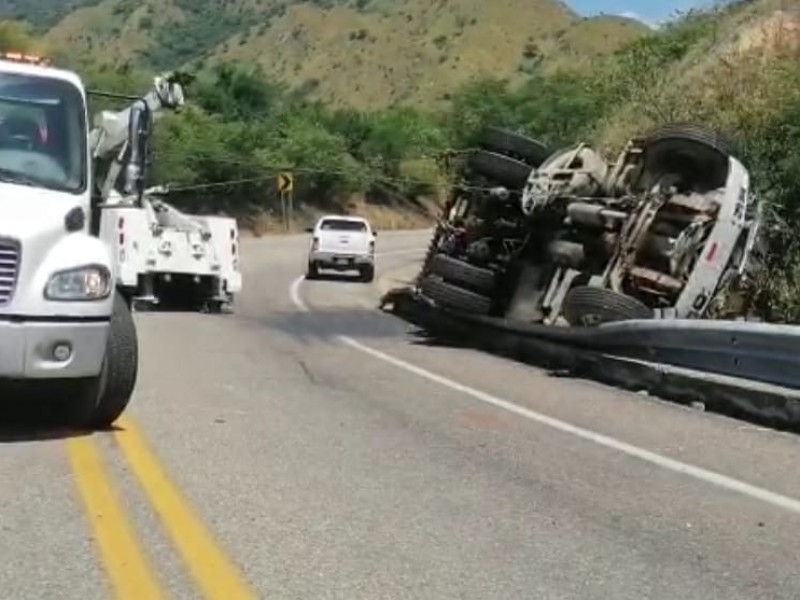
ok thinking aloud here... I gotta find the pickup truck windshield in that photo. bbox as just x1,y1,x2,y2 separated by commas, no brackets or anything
320,219,367,232
0,73,86,193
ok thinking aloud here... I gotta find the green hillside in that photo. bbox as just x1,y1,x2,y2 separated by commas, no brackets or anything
1,0,647,109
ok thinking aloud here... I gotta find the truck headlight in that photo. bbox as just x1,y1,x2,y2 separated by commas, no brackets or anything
44,265,111,301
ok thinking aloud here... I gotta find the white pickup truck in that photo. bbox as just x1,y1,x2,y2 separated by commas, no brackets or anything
305,215,376,282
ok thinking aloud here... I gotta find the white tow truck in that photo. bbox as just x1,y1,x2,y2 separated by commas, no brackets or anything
99,186,241,314
0,51,216,427
92,91,242,313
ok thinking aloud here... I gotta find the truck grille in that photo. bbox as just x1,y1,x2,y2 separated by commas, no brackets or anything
0,239,20,305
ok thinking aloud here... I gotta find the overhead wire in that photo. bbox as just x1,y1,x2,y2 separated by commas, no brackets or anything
146,146,510,195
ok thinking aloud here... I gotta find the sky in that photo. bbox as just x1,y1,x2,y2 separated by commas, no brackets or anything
568,0,719,27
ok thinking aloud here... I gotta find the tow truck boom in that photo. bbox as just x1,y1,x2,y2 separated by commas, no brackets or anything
88,71,192,202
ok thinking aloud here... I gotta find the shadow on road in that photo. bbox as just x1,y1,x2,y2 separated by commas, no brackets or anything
133,300,230,315
408,329,468,350
0,386,121,443
305,272,368,284
0,424,95,444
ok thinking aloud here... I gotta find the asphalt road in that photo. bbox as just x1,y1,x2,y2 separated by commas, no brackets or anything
1,229,799,599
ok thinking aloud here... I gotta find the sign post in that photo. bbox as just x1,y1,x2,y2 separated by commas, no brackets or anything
277,172,293,231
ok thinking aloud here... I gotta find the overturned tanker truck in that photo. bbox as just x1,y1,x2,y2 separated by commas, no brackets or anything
415,124,768,326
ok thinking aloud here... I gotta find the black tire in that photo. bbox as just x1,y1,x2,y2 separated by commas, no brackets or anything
131,298,154,312
429,253,496,292
360,264,375,283
419,275,492,314
305,262,319,280
641,123,733,191
562,286,652,326
75,293,138,429
480,127,551,167
643,123,733,156
201,299,224,314
466,150,532,190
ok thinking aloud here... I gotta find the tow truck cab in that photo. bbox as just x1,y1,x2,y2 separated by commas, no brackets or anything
0,52,142,427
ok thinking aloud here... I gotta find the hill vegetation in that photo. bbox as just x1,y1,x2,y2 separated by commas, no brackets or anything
3,0,800,320
2,0,647,109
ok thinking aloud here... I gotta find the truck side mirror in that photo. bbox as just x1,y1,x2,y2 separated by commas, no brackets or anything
305,227,314,233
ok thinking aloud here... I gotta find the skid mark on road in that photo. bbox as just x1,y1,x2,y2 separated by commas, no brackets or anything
290,275,800,516
68,437,167,600
114,416,259,599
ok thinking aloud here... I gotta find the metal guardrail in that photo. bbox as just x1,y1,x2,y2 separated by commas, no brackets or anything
386,288,800,433
458,316,800,390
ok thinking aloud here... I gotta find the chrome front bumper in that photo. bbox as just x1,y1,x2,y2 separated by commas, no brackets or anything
0,319,109,379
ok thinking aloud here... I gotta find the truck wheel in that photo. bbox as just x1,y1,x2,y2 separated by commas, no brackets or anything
201,299,226,314
306,262,319,280
562,286,652,326
360,264,375,283
466,150,532,190
75,293,138,429
419,275,492,314
480,127,551,167
641,123,733,190
429,254,496,292
643,122,733,156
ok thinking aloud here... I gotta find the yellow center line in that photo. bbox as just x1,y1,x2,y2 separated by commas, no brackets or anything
67,436,167,600
114,416,259,600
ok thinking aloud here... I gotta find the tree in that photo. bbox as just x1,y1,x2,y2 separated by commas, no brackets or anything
194,62,284,122
0,21,41,53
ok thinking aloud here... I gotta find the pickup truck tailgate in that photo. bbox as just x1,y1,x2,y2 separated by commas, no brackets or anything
319,231,369,254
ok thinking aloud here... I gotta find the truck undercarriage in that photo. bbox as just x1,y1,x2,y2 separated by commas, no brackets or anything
417,123,768,326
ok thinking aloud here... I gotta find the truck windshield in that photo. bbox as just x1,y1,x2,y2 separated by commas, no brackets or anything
0,73,86,193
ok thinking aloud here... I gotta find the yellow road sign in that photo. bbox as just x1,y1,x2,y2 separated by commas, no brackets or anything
277,172,293,193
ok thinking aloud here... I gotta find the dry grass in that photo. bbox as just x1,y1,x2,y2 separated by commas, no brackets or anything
242,193,439,236
244,211,433,236
593,1,800,150
42,0,164,63
37,0,647,109
209,0,646,109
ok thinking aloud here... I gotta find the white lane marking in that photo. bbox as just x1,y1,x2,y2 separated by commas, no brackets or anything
289,276,308,311
289,275,800,515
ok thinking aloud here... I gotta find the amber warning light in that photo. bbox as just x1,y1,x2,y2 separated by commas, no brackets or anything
0,52,50,66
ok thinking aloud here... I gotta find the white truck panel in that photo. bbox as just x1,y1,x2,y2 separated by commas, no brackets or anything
0,168,110,380
150,228,219,275
98,197,242,305
0,185,113,318
15,232,114,318
202,216,242,293
100,206,151,288
675,157,750,318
